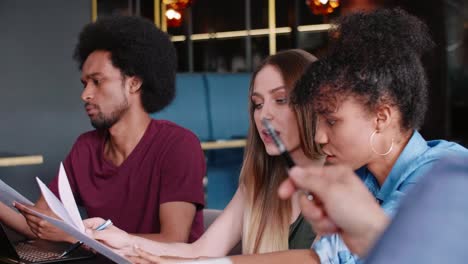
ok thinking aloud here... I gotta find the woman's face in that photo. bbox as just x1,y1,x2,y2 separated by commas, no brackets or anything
315,96,375,169
252,65,301,156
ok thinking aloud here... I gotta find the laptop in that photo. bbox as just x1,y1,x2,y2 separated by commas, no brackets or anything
0,223,94,264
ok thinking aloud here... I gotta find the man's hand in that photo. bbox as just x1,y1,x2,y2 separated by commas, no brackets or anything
278,165,389,257
14,202,75,243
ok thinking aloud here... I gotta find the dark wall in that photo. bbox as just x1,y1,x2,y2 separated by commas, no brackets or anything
389,0,468,146
394,0,450,141
0,1,92,200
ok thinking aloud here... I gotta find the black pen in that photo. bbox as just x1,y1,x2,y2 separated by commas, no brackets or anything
59,219,113,258
262,118,314,201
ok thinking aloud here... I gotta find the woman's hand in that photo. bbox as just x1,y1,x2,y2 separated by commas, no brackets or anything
279,165,389,257
84,217,135,255
127,246,193,264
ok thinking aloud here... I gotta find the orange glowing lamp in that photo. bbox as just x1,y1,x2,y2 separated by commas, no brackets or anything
165,8,183,27
162,0,194,28
306,0,339,15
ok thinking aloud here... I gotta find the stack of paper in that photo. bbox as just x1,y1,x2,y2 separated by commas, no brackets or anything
0,163,130,264
0,179,34,207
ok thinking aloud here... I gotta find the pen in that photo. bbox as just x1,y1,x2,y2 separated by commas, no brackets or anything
59,219,113,258
262,118,314,201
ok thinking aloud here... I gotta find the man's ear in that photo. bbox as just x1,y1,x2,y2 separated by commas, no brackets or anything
129,76,143,93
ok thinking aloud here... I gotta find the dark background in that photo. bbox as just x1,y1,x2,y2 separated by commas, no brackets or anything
0,0,466,204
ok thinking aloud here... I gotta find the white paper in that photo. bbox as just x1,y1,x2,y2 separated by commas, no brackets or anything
36,177,76,230
28,210,131,264
0,178,34,207
58,163,85,232
33,163,129,264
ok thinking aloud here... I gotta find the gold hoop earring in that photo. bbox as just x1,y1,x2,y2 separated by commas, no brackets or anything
370,130,394,156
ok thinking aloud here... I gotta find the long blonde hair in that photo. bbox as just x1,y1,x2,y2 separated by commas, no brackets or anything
240,49,320,254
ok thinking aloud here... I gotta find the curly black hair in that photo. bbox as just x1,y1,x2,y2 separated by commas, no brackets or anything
293,8,434,130
73,16,177,113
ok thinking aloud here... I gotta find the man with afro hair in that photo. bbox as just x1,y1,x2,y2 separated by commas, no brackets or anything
2,16,206,245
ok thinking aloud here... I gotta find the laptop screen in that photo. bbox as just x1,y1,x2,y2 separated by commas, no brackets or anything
0,223,95,264
0,223,21,260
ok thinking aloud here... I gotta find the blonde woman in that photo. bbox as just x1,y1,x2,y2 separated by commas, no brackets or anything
84,49,322,263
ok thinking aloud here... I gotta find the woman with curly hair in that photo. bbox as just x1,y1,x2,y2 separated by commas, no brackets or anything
285,8,468,263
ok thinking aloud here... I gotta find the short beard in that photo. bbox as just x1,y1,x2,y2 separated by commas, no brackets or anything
90,98,129,130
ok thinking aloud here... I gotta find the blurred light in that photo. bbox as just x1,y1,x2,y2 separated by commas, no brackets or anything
164,0,193,10
306,0,339,15
166,8,181,20
165,8,182,27
163,0,194,28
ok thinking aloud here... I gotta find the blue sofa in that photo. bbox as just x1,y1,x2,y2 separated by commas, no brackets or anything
151,73,252,209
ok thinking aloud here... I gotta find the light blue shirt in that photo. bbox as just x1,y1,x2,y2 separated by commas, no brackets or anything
312,131,468,264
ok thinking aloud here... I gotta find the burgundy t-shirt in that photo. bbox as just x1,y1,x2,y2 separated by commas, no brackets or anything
49,119,205,242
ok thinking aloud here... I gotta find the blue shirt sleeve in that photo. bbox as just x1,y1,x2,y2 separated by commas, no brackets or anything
311,135,468,264
312,234,362,264
312,175,411,264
